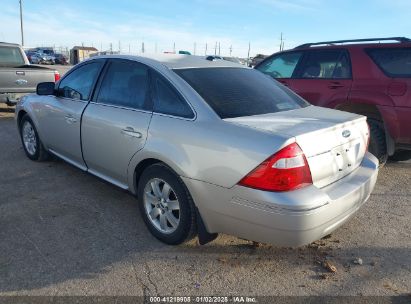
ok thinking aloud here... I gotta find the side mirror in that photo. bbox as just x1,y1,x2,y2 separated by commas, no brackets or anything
36,82,55,96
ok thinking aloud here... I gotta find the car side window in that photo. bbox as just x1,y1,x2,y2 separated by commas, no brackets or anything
256,52,303,78
96,60,150,110
296,50,352,79
153,76,194,119
57,61,103,101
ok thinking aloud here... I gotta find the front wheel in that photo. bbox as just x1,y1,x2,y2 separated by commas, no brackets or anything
137,163,196,245
19,114,49,161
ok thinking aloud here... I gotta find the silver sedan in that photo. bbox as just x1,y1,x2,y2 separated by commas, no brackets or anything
15,55,378,246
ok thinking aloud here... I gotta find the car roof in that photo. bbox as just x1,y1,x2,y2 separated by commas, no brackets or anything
91,54,247,70
293,42,411,51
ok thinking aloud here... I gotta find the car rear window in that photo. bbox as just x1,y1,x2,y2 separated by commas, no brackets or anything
174,68,309,119
0,46,25,67
367,48,411,78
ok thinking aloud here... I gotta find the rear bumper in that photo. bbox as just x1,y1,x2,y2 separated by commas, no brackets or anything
183,152,378,246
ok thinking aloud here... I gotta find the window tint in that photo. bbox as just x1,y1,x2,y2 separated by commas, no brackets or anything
154,77,194,118
0,46,25,67
175,68,309,119
256,52,302,78
297,50,351,79
97,60,149,110
58,61,102,100
367,48,411,77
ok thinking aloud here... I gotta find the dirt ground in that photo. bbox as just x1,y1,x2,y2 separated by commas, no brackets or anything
0,105,410,297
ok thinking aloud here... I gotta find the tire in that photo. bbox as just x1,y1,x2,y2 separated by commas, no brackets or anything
367,118,388,165
137,163,197,245
389,150,411,162
19,114,50,161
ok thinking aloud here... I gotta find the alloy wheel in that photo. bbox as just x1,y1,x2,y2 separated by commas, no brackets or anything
143,178,181,234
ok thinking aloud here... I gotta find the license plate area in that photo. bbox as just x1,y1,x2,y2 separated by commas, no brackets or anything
332,140,361,175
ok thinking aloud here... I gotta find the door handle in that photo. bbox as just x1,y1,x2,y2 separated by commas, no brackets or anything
328,82,345,89
278,80,289,87
64,115,77,124
121,127,142,138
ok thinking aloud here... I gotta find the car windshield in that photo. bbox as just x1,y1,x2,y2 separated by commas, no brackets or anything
174,67,309,119
0,46,25,67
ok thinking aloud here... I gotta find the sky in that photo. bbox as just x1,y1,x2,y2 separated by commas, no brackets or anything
0,0,410,57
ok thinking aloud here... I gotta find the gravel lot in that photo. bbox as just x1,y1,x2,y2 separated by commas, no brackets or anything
0,105,410,297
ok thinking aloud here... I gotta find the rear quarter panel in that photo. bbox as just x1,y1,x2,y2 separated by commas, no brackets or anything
127,114,293,192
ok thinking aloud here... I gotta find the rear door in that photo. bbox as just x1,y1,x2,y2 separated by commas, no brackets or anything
290,49,353,107
81,59,153,187
366,47,411,144
39,60,104,169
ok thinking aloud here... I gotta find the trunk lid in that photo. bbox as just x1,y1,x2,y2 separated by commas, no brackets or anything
225,106,369,188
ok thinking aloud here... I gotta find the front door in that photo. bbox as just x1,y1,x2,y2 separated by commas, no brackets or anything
39,60,104,169
81,59,153,187
255,51,303,90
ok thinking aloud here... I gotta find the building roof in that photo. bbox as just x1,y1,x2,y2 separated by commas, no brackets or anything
72,46,98,51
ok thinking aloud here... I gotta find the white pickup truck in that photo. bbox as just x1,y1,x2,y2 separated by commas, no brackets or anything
0,42,60,106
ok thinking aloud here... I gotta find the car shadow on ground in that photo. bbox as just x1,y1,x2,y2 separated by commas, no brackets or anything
0,115,409,296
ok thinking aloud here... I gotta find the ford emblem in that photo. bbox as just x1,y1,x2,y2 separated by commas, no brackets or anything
342,130,351,138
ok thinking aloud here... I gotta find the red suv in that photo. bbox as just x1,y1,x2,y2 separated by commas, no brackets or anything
255,37,411,164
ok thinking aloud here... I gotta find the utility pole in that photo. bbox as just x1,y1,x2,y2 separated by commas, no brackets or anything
118,41,121,53
229,45,232,56
279,32,285,51
141,42,145,53
128,44,131,53
214,42,217,55
193,42,196,55
247,42,251,65
19,0,24,46
110,43,113,53
205,43,207,55
173,42,176,53
218,42,221,55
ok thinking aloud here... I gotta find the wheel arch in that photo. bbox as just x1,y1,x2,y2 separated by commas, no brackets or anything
16,109,28,128
335,102,395,155
129,156,218,244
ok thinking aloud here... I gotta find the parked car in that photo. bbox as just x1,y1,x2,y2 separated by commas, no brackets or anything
25,51,41,64
249,54,268,67
15,55,378,246
205,55,223,61
222,56,242,64
255,37,411,163
36,53,55,65
54,53,69,65
0,42,60,106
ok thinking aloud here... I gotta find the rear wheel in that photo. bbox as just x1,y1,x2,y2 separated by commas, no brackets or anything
389,150,411,162
367,118,388,165
19,114,49,161
137,163,196,245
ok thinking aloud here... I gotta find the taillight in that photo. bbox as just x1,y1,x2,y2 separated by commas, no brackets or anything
239,142,312,192
54,70,60,82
